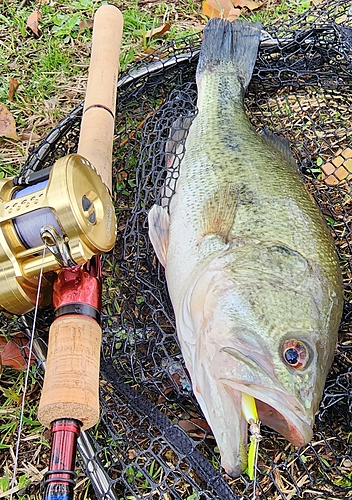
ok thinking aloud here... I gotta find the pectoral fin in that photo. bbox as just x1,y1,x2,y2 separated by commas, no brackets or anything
148,204,170,268
201,185,238,242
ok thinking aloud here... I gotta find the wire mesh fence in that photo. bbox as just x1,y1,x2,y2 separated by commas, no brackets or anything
8,0,352,498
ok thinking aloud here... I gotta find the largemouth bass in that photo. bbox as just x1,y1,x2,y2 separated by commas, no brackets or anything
148,19,344,477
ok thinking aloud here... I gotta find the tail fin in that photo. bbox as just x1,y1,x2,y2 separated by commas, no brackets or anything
197,19,261,91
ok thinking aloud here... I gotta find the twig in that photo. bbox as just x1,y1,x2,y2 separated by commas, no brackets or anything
18,0,28,9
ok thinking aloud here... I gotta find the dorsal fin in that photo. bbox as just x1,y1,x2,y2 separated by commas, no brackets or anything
261,128,298,170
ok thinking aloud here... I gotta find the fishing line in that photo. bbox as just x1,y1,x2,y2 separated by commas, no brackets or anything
9,244,47,500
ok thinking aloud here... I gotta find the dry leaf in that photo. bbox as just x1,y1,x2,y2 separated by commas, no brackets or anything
127,449,137,460
1,341,27,369
0,333,32,370
145,23,171,40
0,104,19,140
227,7,241,21
233,0,261,10
190,418,212,431
26,10,42,37
202,0,235,18
19,131,41,142
9,78,19,101
178,418,213,438
79,18,94,30
321,147,352,186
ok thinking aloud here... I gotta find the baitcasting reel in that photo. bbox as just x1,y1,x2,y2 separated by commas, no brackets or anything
0,153,117,314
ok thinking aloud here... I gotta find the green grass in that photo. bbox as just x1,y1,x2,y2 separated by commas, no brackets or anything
0,0,200,103
249,0,311,23
0,0,207,169
0,368,44,448
0,0,311,146
0,469,31,498
0,366,48,498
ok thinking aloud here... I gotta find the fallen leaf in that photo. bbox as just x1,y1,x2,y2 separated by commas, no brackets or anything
9,78,20,101
227,7,241,20
18,131,41,142
179,420,199,432
127,449,137,460
0,104,19,140
0,336,6,350
79,18,94,31
26,10,42,37
321,147,352,186
0,333,33,370
202,0,235,18
179,418,214,438
190,418,212,431
145,23,171,40
233,0,261,10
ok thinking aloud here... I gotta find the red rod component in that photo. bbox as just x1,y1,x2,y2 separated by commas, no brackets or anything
44,419,81,500
43,256,102,499
53,255,102,312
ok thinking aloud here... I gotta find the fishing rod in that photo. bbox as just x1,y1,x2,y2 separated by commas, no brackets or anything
3,5,123,499
38,7,123,498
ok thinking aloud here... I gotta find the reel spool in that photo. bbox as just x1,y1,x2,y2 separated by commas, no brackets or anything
0,153,116,315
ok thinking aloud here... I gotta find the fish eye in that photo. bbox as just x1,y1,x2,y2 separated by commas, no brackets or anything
282,339,309,369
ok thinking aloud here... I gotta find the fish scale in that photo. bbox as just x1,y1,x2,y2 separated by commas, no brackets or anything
148,18,343,477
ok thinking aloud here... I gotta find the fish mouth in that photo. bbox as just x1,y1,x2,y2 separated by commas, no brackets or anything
219,386,312,478
211,345,313,476
225,384,312,445
220,346,313,444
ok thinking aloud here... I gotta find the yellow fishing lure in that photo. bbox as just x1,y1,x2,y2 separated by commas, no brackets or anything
241,393,262,481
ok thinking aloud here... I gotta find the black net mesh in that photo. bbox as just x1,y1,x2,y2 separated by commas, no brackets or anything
11,0,352,498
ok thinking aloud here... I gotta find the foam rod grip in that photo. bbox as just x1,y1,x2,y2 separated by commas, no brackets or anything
38,315,101,430
77,5,123,192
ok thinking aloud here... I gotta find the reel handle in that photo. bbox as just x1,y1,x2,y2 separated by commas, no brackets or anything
77,4,123,192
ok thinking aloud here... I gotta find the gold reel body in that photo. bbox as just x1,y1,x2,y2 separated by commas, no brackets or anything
0,154,117,314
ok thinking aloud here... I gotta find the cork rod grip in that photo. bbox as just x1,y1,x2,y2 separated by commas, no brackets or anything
77,5,123,192
38,315,102,430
